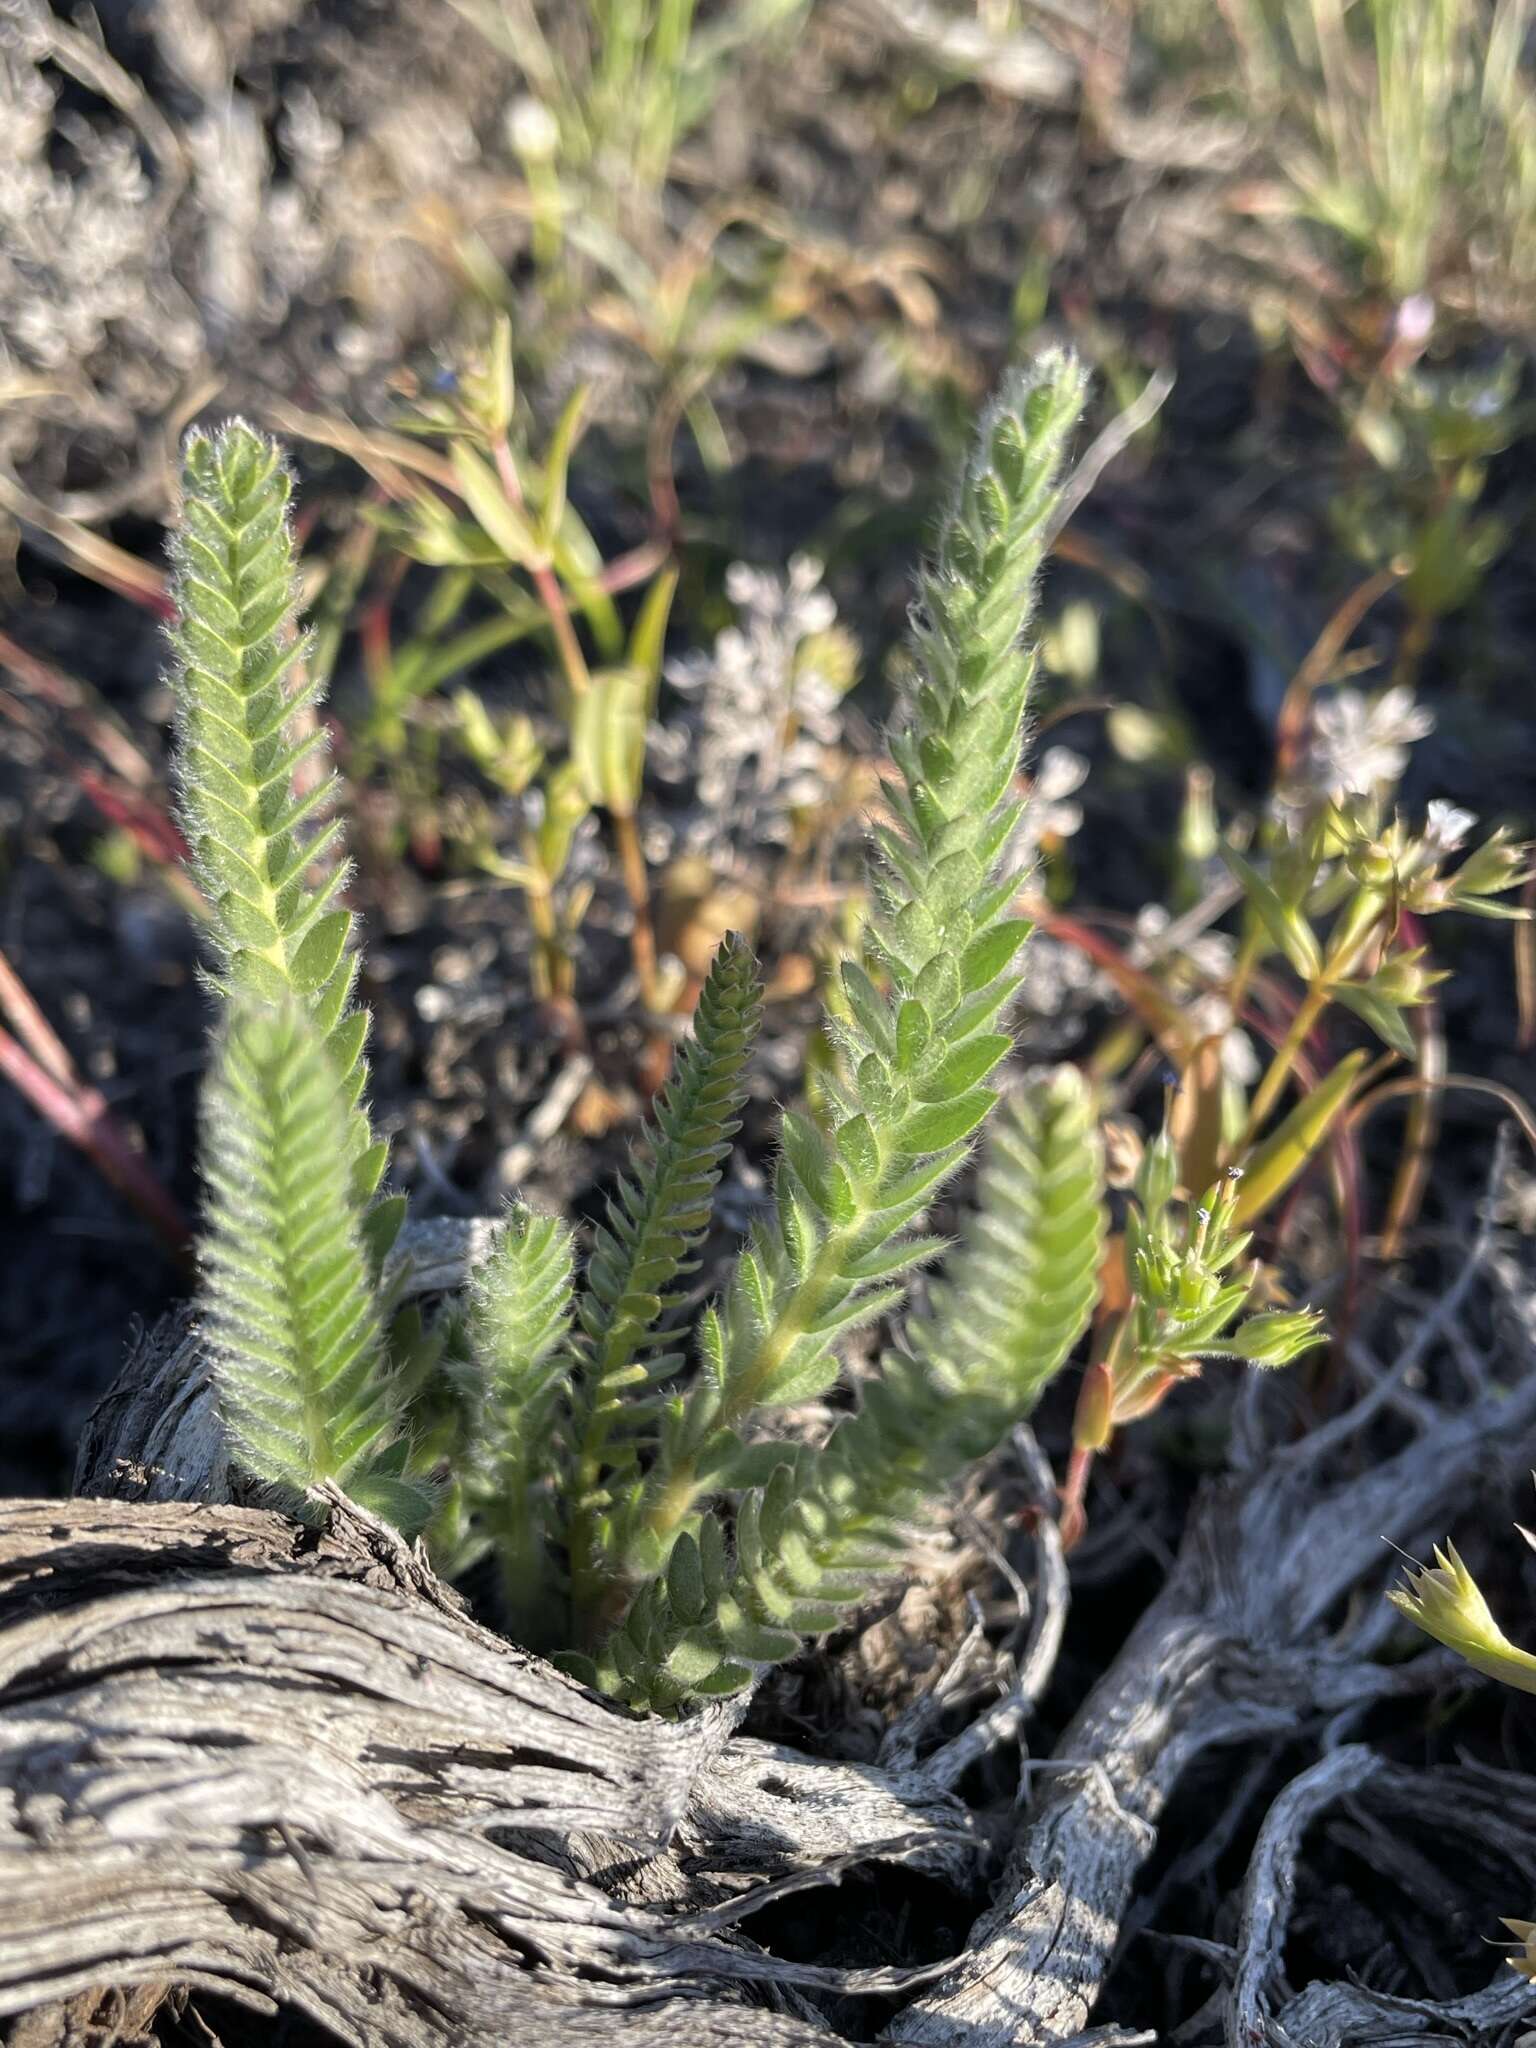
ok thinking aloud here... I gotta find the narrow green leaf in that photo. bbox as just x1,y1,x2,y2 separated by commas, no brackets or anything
1221,843,1322,981
898,1088,994,1153
451,440,540,567
537,384,589,551
1334,983,1416,1058
289,910,350,996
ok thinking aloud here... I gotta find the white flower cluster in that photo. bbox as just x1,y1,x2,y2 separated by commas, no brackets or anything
1131,907,1257,1085
1299,684,1434,802
662,554,853,854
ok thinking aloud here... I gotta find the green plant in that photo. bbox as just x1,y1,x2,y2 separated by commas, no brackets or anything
1392,1489,1536,1980
454,0,809,226
446,0,845,532
1217,0,1536,318
1148,0,1536,675
1331,352,1525,665
602,1064,1108,1705
172,422,420,1523
199,996,417,1523
173,356,1335,1715
1392,1523,1536,1695
1015,639,1531,1534
362,320,680,1014
1043,743,1529,1528
169,422,386,1211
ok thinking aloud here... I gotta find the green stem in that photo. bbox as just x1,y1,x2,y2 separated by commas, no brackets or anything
611,807,662,1011
639,1225,856,1553
1239,981,1328,1147
490,435,591,703
1225,922,1264,1024
490,1477,560,1652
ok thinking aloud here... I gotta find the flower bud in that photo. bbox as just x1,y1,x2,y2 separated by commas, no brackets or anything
1389,1541,1536,1693
1346,839,1398,889
1135,1125,1178,1221
506,95,561,165
1231,1308,1325,1367
1366,946,1447,1007
1452,827,1532,901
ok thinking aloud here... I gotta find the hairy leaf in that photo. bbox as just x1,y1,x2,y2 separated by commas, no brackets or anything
199,998,400,1503
169,420,376,1198
616,353,1088,1596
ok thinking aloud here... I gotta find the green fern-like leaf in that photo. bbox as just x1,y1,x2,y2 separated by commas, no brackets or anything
601,1066,1106,1709
199,996,401,1500
616,351,1088,1587
468,1203,578,1642
567,932,762,1609
170,420,383,1203
910,1064,1106,1453
472,1205,577,1405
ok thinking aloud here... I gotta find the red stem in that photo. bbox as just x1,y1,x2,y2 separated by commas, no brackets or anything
0,1023,191,1268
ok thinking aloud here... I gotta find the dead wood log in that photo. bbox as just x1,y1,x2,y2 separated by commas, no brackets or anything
0,1224,974,2044
9,1217,1536,2045
0,1487,981,2045
885,1355,1536,2046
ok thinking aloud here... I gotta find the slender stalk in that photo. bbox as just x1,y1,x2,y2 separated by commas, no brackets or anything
1238,982,1329,1146
610,808,662,1011
490,435,591,701
1239,884,1392,1149
1224,922,1265,1026
490,433,667,1008
519,845,567,1002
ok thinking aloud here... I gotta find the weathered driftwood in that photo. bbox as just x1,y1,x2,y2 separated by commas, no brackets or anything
4,1216,1534,2044
2,1225,974,2045
1230,1755,1536,2048
887,1338,1536,2046
0,1489,982,2045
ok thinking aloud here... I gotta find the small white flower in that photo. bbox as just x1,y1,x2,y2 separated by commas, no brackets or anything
1129,904,1235,981
665,556,852,852
1303,686,1434,801
1188,992,1260,1086
1017,746,1087,855
506,95,560,164
1017,934,1107,1019
1393,294,1435,348
1423,799,1476,855
1036,745,1088,806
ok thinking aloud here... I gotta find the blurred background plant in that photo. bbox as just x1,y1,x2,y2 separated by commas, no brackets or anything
451,0,812,230
341,314,682,1023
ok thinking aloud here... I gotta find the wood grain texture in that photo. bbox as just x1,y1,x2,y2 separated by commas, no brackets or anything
11,1214,1536,2046
0,1485,972,2045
